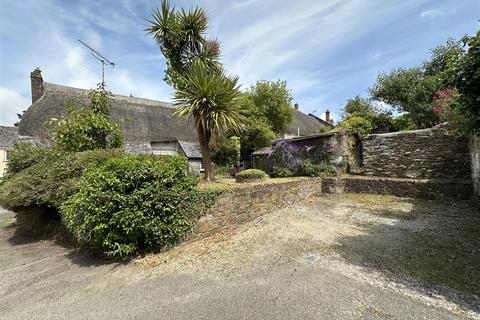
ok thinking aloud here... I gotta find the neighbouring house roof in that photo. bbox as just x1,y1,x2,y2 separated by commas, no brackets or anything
285,110,333,136
18,82,198,143
178,140,202,159
286,131,337,142
19,81,331,144
251,146,272,156
251,131,338,155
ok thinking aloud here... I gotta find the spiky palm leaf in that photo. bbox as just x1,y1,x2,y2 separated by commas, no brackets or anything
173,59,244,137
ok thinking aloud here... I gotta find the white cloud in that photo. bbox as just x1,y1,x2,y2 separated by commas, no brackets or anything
370,52,382,61
0,87,30,125
420,9,444,19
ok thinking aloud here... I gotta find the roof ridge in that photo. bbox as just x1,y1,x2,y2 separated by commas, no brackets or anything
44,82,174,108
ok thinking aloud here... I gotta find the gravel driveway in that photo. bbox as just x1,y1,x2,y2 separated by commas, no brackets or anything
1,194,479,320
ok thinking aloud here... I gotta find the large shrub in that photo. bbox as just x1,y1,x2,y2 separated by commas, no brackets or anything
49,83,123,152
235,169,267,182
60,155,209,259
0,149,124,210
6,142,55,176
339,116,374,137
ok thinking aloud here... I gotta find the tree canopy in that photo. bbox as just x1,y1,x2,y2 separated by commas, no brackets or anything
48,83,123,152
147,0,243,181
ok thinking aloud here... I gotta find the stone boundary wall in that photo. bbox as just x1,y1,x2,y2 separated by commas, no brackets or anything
362,127,470,180
252,132,350,174
192,178,322,238
321,176,473,200
470,136,480,197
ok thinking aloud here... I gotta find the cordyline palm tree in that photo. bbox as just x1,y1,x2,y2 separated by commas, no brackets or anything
173,59,243,181
147,0,244,181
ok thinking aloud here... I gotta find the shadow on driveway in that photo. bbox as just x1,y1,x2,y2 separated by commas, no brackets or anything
335,197,480,314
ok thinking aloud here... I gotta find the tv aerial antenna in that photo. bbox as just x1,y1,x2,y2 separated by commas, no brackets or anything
78,39,115,85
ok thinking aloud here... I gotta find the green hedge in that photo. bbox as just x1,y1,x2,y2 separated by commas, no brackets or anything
0,149,124,210
235,169,267,182
6,142,55,176
60,155,212,259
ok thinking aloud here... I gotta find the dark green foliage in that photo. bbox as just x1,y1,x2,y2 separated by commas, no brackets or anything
296,159,317,177
60,155,209,259
273,167,294,178
296,159,337,177
238,118,277,157
369,36,469,130
391,114,417,132
213,136,240,167
235,169,266,181
342,96,373,117
6,142,55,176
49,84,124,152
339,116,374,137
316,162,337,176
0,149,124,210
234,80,294,157
339,96,393,135
452,31,480,135
146,0,220,89
147,2,242,181
246,80,294,134
370,68,439,128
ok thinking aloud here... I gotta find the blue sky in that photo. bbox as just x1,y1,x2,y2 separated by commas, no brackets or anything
0,0,478,126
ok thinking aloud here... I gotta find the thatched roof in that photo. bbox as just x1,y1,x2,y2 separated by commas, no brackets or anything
18,81,330,144
286,110,333,136
0,126,19,149
0,126,38,149
18,82,198,143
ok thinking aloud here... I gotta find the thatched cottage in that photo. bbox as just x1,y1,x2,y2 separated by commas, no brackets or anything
14,68,333,173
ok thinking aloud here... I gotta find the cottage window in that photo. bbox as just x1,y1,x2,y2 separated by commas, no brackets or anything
4,150,10,162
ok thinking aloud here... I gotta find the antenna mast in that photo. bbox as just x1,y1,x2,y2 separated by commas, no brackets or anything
78,39,115,85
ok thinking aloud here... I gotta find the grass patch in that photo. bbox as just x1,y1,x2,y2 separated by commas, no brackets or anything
199,177,309,192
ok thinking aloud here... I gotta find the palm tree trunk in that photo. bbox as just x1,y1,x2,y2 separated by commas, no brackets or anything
195,121,214,182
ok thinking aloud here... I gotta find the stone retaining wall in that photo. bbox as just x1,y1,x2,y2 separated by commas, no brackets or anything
470,136,480,198
322,176,473,200
362,127,470,180
192,178,322,238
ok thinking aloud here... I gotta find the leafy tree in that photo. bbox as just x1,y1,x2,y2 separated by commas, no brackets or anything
146,1,221,89
245,80,294,134
391,114,417,132
212,135,241,167
238,117,277,157
339,96,393,134
451,31,480,135
339,116,374,137
370,68,439,128
369,37,466,129
173,60,243,181
227,80,293,158
342,96,374,117
49,83,123,152
147,1,243,181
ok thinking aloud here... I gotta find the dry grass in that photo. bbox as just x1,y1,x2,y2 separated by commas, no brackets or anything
198,176,308,192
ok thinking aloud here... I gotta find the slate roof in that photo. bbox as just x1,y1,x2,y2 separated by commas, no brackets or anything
18,82,198,143
251,146,272,155
178,140,202,159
